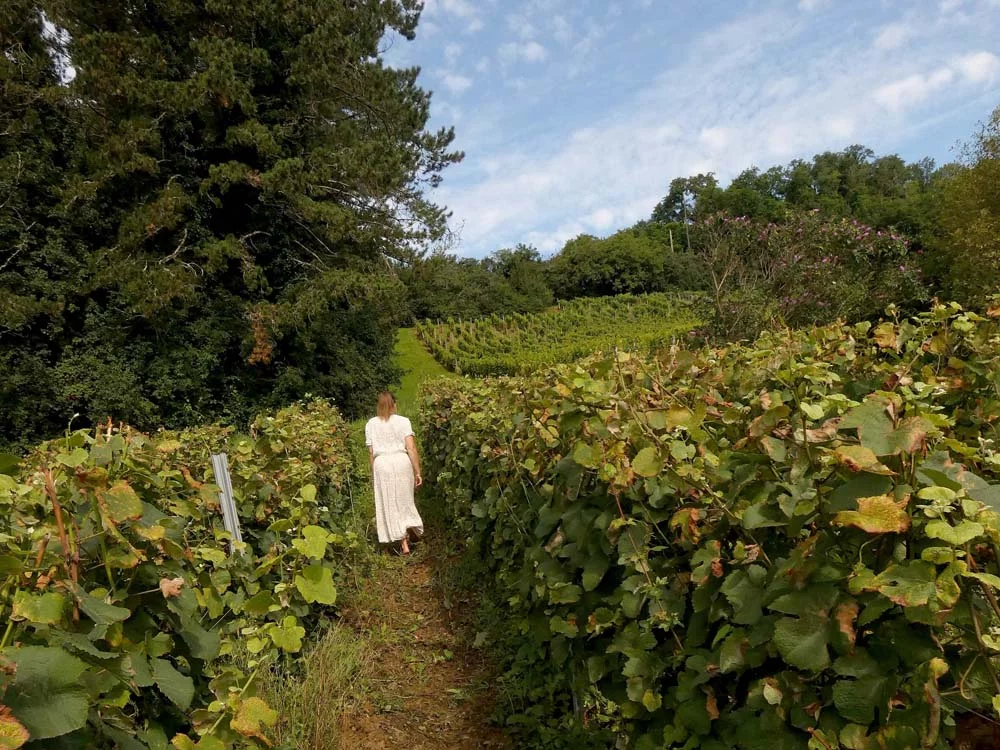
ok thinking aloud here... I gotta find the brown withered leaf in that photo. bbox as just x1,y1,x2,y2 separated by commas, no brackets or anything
798,417,841,444
705,689,720,720
159,577,185,599
835,601,860,650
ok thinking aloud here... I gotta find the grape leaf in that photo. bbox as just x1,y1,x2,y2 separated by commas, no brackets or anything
834,495,910,534
773,615,830,671
2,646,88,740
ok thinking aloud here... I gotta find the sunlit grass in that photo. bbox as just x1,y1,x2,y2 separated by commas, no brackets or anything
394,327,450,418
256,623,373,750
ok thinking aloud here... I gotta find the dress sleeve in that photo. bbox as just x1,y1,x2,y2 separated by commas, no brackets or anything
400,417,415,439
364,420,373,447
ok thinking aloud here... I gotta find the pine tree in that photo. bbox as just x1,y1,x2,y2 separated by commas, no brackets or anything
0,0,461,446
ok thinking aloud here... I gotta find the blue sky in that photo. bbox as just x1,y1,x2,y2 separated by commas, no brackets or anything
383,0,1000,258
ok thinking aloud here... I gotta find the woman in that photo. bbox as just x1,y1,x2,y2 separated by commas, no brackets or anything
365,392,424,554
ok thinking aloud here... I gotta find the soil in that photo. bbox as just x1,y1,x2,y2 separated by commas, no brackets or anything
336,537,510,750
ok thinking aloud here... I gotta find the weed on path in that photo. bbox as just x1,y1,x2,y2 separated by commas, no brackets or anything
335,537,509,749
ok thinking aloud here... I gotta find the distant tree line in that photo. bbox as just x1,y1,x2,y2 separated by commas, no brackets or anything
408,110,1000,326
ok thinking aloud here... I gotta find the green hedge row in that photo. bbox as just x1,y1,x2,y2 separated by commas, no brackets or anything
0,400,358,749
420,301,1000,749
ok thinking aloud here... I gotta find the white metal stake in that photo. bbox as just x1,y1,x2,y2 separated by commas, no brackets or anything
210,453,244,554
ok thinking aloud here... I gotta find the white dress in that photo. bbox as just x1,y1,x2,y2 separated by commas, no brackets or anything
365,414,424,543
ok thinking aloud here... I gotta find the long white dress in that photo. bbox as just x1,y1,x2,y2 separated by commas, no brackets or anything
365,414,424,543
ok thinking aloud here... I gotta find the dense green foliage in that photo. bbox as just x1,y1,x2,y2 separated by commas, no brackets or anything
416,292,706,376
0,400,360,748
421,301,1000,749
933,108,1000,306
0,1,459,449
401,244,554,322
651,146,943,235
545,224,710,300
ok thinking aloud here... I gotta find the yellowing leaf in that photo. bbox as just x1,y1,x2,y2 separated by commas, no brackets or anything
11,591,67,625
171,735,225,750
834,495,910,534
155,440,183,453
100,481,143,523
835,446,894,476
873,322,897,350
572,442,599,469
231,697,278,743
291,526,330,560
871,561,937,607
631,447,662,478
268,617,305,653
0,706,29,750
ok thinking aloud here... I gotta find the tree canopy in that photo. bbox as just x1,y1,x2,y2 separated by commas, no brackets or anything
1,0,460,448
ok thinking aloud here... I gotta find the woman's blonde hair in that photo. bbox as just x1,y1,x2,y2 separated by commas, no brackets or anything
377,391,396,420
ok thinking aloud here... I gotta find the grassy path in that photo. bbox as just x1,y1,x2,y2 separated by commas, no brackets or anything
393,327,450,416
274,328,505,749
335,542,508,749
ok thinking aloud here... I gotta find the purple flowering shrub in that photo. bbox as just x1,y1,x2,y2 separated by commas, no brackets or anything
691,211,928,339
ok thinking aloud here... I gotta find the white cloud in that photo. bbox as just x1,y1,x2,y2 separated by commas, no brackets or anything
466,18,484,33
940,0,963,11
826,116,856,140
521,41,548,63
499,40,548,64
587,208,617,230
507,13,536,39
699,126,731,151
870,52,998,113
955,50,1000,83
873,68,954,111
764,76,799,98
798,0,830,10
553,15,573,44
874,22,913,51
422,0,477,19
566,22,607,77
475,56,490,73
435,101,464,124
437,71,473,94
444,42,463,65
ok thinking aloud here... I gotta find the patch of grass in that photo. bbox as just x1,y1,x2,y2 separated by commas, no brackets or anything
257,623,373,750
394,327,450,417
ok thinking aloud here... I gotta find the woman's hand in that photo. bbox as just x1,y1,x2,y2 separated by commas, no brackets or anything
415,473,423,488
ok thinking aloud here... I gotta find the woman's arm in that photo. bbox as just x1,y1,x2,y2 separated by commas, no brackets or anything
368,446,374,473
405,435,422,488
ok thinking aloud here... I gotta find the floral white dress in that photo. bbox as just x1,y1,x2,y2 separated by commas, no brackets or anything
365,414,424,543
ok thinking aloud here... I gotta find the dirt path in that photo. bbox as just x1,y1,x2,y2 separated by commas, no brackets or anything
335,537,509,750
